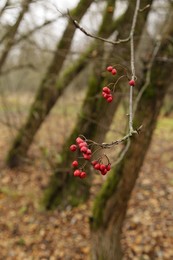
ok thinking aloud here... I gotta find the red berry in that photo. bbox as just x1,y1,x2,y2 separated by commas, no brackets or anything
91,160,97,166
129,79,135,86
74,169,81,177
83,154,91,160
76,137,84,144
102,87,111,94
107,66,113,72
101,169,107,175
106,93,112,98
111,68,117,75
102,93,108,99
106,164,111,171
80,146,88,153
100,164,106,171
94,163,100,170
79,142,87,148
70,144,77,152
107,96,113,103
80,171,87,179
86,149,92,155
72,160,78,167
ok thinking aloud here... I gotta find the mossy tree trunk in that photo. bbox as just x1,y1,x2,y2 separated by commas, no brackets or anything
90,9,173,259
6,0,94,167
43,0,152,209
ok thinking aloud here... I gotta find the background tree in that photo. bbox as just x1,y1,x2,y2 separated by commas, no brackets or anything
90,4,173,259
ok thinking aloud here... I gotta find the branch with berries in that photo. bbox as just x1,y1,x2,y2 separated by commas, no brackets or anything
68,0,143,178
70,136,112,179
68,63,142,179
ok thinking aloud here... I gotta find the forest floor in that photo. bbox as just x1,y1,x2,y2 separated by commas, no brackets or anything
0,115,173,260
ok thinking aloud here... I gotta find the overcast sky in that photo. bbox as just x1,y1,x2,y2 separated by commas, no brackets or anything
0,0,170,51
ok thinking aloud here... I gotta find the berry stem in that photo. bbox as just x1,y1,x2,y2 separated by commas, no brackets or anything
112,75,126,92
129,0,140,133
129,85,133,133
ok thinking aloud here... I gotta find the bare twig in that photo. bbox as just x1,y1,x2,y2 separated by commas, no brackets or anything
129,85,134,132
0,0,10,17
67,10,130,45
1,63,38,75
112,138,131,167
128,0,140,133
0,0,33,73
68,0,143,168
68,0,140,135
139,4,150,12
87,125,142,149
15,18,57,44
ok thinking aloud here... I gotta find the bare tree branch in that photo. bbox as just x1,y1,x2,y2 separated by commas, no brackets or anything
129,0,140,132
15,18,58,44
0,0,33,73
67,10,131,45
1,63,38,75
0,0,10,17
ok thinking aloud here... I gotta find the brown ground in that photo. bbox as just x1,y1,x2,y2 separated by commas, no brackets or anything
0,116,173,260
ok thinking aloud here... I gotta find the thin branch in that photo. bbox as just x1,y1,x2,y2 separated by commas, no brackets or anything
0,0,33,72
112,138,131,167
130,0,140,80
128,0,140,133
139,4,150,12
15,18,58,44
87,125,142,149
129,85,133,132
68,0,140,134
67,0,143,169
67,10,130,45
1,63,38,75
0,0,10,17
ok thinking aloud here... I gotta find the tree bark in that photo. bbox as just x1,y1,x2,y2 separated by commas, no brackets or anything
6,0,94,167
91,8,173,259
43,0,152,209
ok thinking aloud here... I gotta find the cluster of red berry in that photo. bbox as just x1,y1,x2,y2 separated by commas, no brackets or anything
102,86,113,102
101,66,117,103
107,66,117,75
70,136,111,178
102,65,136,103
70,137,91,178
92,160,111,175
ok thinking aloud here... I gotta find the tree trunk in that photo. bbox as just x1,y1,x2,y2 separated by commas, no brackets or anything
43,0,152,209
91,8,173,259
6,0,94,167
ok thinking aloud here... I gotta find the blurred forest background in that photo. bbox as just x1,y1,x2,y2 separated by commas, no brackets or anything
0,0,173,259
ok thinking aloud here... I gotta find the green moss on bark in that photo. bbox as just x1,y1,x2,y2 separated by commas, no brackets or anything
91,164,122,230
